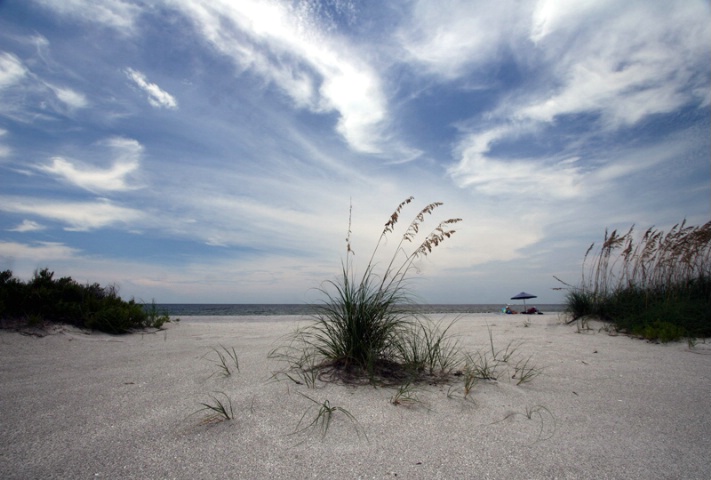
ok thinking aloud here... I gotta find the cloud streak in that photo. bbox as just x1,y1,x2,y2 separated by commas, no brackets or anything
0,240,79,261
125,68,178,110
0,52,27,89
171,0,390,154
0,196,144,231
37,137,144,193
7,220,46,232
32,0,142,33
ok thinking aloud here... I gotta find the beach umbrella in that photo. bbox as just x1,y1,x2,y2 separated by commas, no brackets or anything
510,291,537,309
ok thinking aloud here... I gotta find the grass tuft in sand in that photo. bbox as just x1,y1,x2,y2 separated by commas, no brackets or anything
272,198,463,385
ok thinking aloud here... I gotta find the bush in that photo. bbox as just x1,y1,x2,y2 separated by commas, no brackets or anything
0,268,173,334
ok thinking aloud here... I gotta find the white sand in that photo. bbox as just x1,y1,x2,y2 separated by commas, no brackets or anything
1,313,710,479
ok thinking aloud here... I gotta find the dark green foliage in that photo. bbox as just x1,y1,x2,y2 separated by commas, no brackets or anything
559,221,711,341
0,268,172,334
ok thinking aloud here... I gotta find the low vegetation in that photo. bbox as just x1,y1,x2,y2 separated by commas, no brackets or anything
204,345,240,378
195,392,235,424
0,268,172,334
557,220,711,342
293,393,366,441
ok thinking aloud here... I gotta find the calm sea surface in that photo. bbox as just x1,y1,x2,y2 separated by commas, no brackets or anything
157,303,565,317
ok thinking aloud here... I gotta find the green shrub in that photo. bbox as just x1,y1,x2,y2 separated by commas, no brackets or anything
0,268,173,334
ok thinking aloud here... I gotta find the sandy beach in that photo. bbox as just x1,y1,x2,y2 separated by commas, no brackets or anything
1,313,710,480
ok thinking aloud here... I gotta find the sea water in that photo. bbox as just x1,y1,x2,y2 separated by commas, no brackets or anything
157,303,565,317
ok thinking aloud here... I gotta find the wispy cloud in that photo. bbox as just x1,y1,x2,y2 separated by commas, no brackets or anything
125,68,178,109
8,220,46,232
37,137,143,193
32,0,142,33
173,0,389,154
0,240,79,262
0,196,144,231
522,1,710,128
440,0,710,203
0,127,10,158
449,133,583,199
397,0,525,79
46,83,88,110
0,52,27,89
0,49,89,120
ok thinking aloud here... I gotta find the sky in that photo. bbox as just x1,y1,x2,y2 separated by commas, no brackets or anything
0,0,709,305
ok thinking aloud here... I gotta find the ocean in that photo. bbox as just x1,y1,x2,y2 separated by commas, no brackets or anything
157,303,566,317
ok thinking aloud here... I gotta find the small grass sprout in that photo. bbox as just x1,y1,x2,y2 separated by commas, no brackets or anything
195,392,235,425
461,330,540,387
205,345,240,378
293,393,366,441
390,382,425,408
512,357,542,385
462,367,478,399
269,341,320,388
464,350,498,381
495,405,556,442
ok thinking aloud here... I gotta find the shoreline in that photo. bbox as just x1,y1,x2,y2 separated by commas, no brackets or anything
1,314,709,479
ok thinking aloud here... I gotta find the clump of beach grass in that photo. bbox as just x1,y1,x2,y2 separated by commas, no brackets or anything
271,198,462,385
556,220,711,341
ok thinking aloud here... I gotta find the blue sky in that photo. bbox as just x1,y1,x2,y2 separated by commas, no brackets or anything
1,0,709,305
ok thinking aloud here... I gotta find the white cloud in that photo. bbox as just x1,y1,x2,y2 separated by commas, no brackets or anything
125,68,178,109
8,220,46,232
450,141,583,199
0,196,144,231
397,0,526,79
38,137,143,192
0,50,90,119
0,241,79,262
0,127,9,158
444,0,710,197
171,0,388,153
0,52,27,89
47,84,89,109
521,1,710,129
